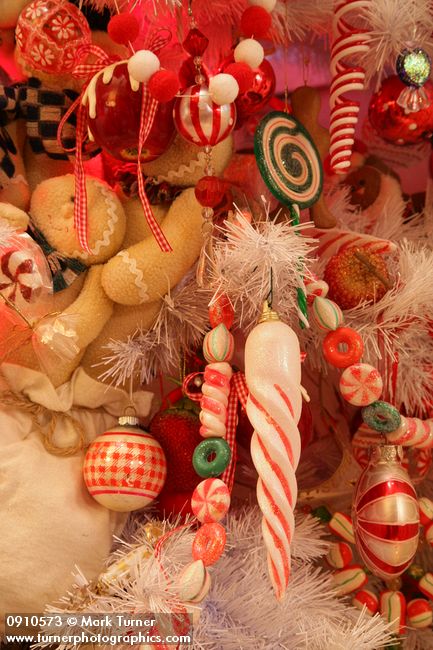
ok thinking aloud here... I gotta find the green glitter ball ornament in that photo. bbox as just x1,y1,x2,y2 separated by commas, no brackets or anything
397,48,431,88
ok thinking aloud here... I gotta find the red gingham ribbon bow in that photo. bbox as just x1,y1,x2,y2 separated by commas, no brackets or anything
57,37,173,254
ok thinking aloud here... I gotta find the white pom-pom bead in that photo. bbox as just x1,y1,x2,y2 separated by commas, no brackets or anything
209,73,239,106
234,38,264,69
248,0,277,10
127,50,160,83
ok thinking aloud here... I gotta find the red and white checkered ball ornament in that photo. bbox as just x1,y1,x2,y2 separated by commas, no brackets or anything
352,444,419,580
16,0,91,75
83,417,167,512
173,85,236,147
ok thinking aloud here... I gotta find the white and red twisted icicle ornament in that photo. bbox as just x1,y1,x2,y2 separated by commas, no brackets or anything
329,0,371,173
245,301,302,600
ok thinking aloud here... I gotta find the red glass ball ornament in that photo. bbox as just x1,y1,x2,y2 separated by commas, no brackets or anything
240,6,272,38
235,58,276,122
83,417,167,512
107,13,139,45
86,62,176,162
352,444,420,580
174,85,236,147
224,62,255,94
195,176,227,207
148,69,179,103
369,75,433,145
15,0,91,75
183,28,209,57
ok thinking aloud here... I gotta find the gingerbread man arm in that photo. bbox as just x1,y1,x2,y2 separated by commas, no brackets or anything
62,265,113,350
101,188,204,305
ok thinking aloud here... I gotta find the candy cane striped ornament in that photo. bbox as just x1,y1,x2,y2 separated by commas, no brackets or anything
245,302,302,600
199,362,233,438
0,249,44,310
329,0,371,173
352,444,420,580
173,85,236,147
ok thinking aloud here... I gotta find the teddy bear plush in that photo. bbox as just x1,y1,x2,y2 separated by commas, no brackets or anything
3,132,233,387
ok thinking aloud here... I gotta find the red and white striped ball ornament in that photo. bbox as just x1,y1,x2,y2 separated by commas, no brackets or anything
83,415,166,512
173,85,236,147
352,444,420,580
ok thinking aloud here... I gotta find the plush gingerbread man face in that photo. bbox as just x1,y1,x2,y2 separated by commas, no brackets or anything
30,174,126,265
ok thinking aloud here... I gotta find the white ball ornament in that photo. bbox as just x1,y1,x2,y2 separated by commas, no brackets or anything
234,38,264,69
127,49,160,84
248,0,277,10
209,73,239,106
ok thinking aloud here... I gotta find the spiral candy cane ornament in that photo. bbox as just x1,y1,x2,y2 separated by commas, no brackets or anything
199,362,233,438
329,0,370,173
245,303,302,600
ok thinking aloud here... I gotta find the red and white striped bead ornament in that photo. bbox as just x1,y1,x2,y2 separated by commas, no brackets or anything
83,415,166,512
380,590,406,635
352,589,379,615
407,598,433,628
352,444,420,580
173,85,236,147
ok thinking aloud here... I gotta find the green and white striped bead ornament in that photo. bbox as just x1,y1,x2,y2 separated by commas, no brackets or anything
312,296,344,331
203,323,234,363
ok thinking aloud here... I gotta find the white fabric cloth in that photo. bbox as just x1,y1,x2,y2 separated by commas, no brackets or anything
0,363,153,632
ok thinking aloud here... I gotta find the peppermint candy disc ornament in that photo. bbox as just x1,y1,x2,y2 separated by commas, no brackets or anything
173,85,236,147
254,111,323,209
339,363,383,407
191,478,230,523
352,444,420,580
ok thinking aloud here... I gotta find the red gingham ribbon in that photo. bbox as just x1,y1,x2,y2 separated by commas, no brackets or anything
137,85,172,252
221,371,248,491
57,44,119,254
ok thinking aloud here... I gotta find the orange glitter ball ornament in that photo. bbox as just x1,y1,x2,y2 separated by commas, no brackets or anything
324,247,391,310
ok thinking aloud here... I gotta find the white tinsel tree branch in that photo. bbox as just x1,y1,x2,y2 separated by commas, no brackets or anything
211,211,317,333
98,273,211,386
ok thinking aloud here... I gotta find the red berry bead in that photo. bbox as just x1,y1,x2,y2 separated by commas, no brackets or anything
224,62,254,94
195,175,227,208
240,6,272,38
108,14,139,45
148,70,179,102
323,327,364,368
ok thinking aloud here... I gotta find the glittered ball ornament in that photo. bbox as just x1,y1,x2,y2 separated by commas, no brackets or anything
369,75,433,145
173,85,236,146
85,62,175,162
15,0,91,75
397,48,431,88
352,444,420,580
83,415,167,512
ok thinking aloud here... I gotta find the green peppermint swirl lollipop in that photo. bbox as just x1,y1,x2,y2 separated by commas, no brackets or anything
254,111,323,209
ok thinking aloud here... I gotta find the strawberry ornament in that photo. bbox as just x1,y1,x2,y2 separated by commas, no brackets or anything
149,395,203,495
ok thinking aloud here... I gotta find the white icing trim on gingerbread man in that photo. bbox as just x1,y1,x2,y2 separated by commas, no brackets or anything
116,250,149,302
